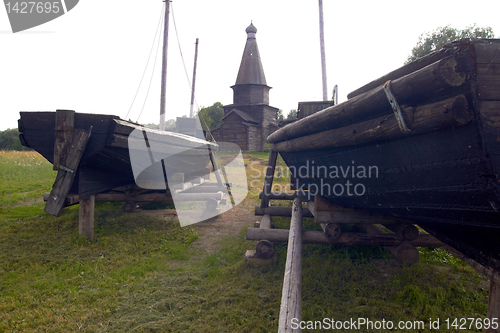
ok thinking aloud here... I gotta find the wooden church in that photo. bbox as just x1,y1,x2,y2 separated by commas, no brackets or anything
211,23,279,152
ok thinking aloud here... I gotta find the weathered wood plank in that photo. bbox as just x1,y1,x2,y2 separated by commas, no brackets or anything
278,197,303,333
53,110,75,171
272,95,472,152
45,128,92,216
475,40,500,64
487,279,500,333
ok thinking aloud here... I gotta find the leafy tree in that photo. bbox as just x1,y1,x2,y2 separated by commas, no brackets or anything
286,109,298,119
0,128,31,151
277,109,284,122
196,102,224,131
406,24,495,63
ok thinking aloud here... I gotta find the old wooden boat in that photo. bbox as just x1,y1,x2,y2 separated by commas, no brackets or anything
18,110,216,207
268,39,500,270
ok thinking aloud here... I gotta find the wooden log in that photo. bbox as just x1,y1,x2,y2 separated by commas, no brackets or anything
255,206,313,218
278,118,299,127
362,224,419,265
382,222,419,241
260,149,278,208
53,109,75,171
311,195,414,225
279,197,303,332
254,214,274,259
79,195,95,239
268,53,473,144
45,128,92,216
347,44,465,99
44,191,173,205
259,191,298,200
272,95,471,152
247,228,442,247
306,200,341,239
487,279,500,333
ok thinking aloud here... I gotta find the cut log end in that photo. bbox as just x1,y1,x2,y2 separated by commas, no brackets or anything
321,223,341,239
255,240,274,259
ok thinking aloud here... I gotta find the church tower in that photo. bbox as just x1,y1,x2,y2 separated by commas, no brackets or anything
212,23,279,152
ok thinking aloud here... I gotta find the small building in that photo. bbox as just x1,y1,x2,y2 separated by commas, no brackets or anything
211,23,279,152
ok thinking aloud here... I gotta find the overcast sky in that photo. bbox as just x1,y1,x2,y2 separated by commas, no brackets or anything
1,0,499,131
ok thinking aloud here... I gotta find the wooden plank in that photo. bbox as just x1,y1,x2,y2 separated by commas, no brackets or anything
477,81,500,101
474,40,500,64
45,128,92,217
53,110,75,171
278,197,303,333
268,53,474,144
260,149,278,208
247,228,442,247
272,95,472,152
79,195,95,239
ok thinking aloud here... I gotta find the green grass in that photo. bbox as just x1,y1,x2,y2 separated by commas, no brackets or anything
0,150,492,332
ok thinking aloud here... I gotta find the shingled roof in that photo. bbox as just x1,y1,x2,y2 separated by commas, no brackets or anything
234,23,267,86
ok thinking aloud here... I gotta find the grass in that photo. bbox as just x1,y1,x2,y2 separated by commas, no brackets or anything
0,150,492,332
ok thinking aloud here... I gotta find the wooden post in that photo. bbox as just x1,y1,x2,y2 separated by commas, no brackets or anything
254,214,274,259
261,149,278,208
279,197,303,332
79,195,95,239
53,110,75,170
487,279,500,333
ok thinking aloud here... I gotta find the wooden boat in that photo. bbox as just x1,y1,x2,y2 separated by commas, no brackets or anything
18,110,217,213
268,39,500,270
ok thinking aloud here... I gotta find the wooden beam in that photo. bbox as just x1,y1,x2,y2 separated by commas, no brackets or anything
382,222,419,241
279,197,303,332
255,206,313,218
261,149,278,208
259,191,298,201
247,228,442,247
79,195,95,239
45,128,92,216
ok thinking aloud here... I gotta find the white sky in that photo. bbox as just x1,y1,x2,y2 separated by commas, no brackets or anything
1,0,499,131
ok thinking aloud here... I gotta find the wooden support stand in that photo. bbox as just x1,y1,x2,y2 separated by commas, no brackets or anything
244,214,276,265
79,195,95,240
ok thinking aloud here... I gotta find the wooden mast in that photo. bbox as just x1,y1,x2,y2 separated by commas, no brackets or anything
159,0,170,131
318,0,327,101
189,38,199,118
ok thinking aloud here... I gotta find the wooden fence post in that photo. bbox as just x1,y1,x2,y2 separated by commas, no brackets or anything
79,195,95,239
278,197,303,332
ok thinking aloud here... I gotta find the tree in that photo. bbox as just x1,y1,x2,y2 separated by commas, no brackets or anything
196,102,224,131
277,109,284,122
406,24,495,63
0,128,31,151
286,109,298,119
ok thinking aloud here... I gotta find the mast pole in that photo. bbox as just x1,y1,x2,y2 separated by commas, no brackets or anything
159,0,170,131
189,38,199,118
318,0,328,101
